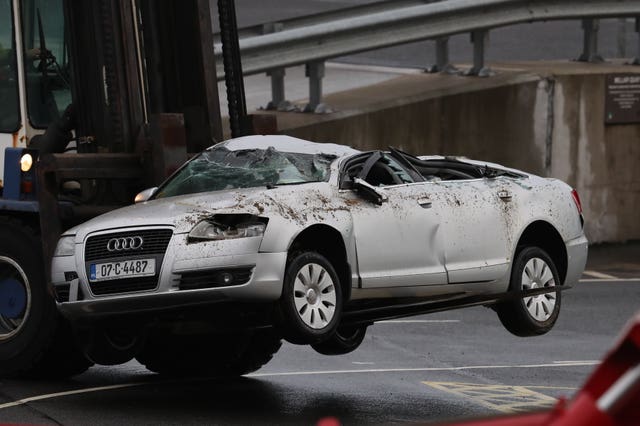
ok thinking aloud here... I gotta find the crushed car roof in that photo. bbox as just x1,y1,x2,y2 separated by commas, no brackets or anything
219,135,360,157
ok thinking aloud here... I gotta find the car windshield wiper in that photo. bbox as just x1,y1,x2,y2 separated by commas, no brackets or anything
266,181,316,189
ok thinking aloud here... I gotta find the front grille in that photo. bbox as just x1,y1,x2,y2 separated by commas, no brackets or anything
84,228,173,296
178,267,253,290
85,229,173,262
90,276,158,295
54,284,70,302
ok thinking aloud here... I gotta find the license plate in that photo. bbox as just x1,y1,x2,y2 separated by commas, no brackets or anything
90,259,156,282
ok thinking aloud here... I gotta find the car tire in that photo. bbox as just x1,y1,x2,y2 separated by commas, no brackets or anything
497,246,562,337
0,217,91,378
278,252,342,345
311,324,368,355
136,330,282,376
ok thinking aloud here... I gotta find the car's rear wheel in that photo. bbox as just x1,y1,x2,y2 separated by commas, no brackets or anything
136,330,282,376
278,252,342,344
311,324,368,355
497,246,561,337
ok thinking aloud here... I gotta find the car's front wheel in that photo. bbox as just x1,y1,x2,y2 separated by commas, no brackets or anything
497,246,561,337
278,252,342,344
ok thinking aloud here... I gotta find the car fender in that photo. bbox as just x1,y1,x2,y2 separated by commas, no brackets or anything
257,185,355,258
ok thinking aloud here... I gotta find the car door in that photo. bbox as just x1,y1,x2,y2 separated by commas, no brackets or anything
426,177,514,284
341,153,447,288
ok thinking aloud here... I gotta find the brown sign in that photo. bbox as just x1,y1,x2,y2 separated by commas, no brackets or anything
605,74,640,124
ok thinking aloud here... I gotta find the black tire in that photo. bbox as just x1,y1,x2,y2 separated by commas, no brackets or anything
23,319,93,379
311,324,368,356
0,217,91,378
497,246,562,337
136,330,282,377
79,328,142,366
277,252,343,345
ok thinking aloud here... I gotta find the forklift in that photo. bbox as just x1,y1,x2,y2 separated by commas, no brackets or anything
0,0,256,377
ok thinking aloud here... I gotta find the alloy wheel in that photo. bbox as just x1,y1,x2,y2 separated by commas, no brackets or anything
0,256,32,341
293,263,337,330
521,257,557,322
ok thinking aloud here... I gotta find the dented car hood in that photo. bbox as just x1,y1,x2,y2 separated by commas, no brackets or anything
63,180,346,242
65,187,284,240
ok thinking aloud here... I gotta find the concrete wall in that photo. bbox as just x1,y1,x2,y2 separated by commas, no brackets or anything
278,68,640,243
550,74,640,243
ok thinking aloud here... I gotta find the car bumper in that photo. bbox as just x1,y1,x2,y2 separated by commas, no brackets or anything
564,234,588,287
53,248,287,321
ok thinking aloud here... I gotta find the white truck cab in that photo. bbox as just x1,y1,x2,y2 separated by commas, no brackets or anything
1,0,71,186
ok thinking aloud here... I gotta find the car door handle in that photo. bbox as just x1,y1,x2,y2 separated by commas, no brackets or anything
498,190,512,202
418,198,432,209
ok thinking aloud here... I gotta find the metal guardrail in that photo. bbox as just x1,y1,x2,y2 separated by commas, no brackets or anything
214,0,640,112
212,0,434,45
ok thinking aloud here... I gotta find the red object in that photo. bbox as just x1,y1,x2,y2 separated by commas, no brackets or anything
317,417,341,426
438,312,640,426
21,180,33,194
571,189,583,215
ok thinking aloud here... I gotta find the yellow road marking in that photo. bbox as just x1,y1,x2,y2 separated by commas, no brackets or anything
423,381,559,413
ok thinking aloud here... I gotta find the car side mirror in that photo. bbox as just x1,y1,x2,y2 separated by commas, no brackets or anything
353,178,388,205
134,187,158,203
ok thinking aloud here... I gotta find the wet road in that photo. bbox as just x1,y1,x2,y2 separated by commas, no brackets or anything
0,277,638,425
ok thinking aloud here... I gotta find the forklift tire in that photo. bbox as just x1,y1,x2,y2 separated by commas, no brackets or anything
0,217,92,378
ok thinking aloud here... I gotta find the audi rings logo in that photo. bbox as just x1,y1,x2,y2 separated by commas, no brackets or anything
107,236,144,252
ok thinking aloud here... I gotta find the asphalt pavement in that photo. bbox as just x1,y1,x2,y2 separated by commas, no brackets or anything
0,244,638,425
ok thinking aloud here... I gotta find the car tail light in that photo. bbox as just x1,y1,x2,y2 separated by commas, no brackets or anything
571,189,583,215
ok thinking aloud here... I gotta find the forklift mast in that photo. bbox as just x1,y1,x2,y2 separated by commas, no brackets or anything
34,0,229,267
64,0,223,155
0,0,253,378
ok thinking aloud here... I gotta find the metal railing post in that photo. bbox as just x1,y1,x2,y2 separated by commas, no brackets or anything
304,60,329,113
577,18,604,62
427,37,459,74
466,30,492,77
263,22,292,110
630,17,640,64
617,18,628,58
267,68,286,108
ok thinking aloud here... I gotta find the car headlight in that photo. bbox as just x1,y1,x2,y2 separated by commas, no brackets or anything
188,216,267,242
54,235,76,257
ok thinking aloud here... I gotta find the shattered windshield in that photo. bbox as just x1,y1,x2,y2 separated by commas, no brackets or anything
154,146,336,199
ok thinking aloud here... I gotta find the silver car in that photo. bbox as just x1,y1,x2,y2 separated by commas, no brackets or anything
51,135,587,374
